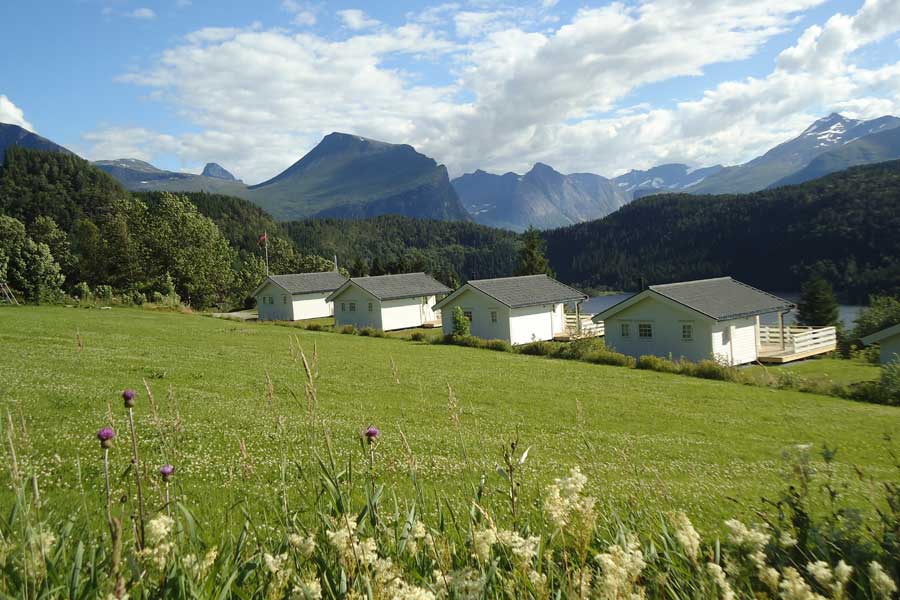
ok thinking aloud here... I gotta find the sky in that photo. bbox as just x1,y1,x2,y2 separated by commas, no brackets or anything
1,0,899,184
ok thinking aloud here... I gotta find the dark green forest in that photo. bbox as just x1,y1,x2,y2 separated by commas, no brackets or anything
544,160,900,301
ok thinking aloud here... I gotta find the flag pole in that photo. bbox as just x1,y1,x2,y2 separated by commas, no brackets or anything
264,230,269,276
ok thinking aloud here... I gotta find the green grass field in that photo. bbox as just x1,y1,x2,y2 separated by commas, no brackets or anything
1,306,898,534
745,357,882,386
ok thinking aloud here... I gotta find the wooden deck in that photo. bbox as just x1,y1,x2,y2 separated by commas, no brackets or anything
554,313,604,341
757,325,837,364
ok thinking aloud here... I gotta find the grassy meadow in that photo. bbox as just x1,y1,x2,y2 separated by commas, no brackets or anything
1,305,898,535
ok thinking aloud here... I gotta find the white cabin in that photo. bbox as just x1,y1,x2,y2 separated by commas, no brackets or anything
433,274,587,345
862,323,900,365
593,277,798,366
254,272,348,321
326,273,451,331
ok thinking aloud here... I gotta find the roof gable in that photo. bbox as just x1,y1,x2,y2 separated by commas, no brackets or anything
435,274,586,310
862,323,900,345
327,273,450,302
252,271,347,297
593,277,793,322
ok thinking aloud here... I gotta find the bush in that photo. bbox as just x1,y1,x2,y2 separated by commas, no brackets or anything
451,306,470,337
517,340,555,356
636,354,681,373
552,337,604,361
583,346,637,368
304,323,324,332
73,281,92,302
409,331,427,342
94,284,113,304
339,325,357,335
358,327,385,338
881,358,900,404
484,339,513,353
686,359,741,382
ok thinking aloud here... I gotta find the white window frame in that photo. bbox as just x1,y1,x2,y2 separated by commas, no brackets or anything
349,302,356,312
681,323,693,341
490,310,498,323
368,301,373,312
341,302,346,313
463,309,473,322
638,323,653,339
621,322,630,338
283,295,288,304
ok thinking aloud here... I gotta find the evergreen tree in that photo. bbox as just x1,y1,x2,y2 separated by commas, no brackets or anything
451,306,470,337
797,277,839,326
515,226,553,277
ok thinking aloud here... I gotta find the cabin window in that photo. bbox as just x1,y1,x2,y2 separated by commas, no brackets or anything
341,302,345,313
463,310,473,322
490,310,498,323
349,302,356,312
621,323,630,337
682,324,693,341
283,295,288,304
368,301,373,312
638,323,653,338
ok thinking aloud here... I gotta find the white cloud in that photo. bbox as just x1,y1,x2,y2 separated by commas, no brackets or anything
281,0,316,26
0,95,34,131
129,7,156,19
337,9,380,31
87,0,900,182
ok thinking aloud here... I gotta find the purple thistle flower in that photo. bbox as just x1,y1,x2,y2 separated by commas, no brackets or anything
122,388,136,408
97,427,116,449
159,464,175,482
364,426,380,444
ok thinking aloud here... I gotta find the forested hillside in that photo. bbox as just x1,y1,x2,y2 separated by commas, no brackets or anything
0,149,330,307
544,160,900,301
286,216,521,285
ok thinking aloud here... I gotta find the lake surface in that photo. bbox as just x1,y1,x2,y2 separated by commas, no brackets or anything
582,293,863,328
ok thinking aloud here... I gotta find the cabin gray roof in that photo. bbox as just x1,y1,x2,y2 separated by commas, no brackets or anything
648,277,794,320
330,273,451,302
258,272,347,296
436,274,586,310
862,323,900,345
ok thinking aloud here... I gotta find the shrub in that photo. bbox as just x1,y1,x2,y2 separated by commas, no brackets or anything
484,339,513,353
73,281,92,302
94,284,113,304
636,354,680,373
451,306,470,337
304,323,324,332
552,337,604,361
517,340,555,356
583,347,637,368
359,327,386,338
339,324,357,335
409,331,427,342
688,359,740,382
881,358,900,404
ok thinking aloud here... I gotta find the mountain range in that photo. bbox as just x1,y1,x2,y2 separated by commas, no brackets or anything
2,111,900,230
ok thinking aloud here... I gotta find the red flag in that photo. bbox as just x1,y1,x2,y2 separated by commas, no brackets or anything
258,232,268,245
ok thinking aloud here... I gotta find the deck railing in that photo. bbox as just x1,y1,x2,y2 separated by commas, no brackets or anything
564,314,604,338
759,325,837,354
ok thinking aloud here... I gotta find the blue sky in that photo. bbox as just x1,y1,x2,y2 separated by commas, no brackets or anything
2,0,899,182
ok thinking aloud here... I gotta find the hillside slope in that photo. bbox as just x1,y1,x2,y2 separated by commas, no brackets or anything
93,159,250,196
0,122,72,165
544,160,900,300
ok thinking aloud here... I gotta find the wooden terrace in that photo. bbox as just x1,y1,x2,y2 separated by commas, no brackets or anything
757,325,837,363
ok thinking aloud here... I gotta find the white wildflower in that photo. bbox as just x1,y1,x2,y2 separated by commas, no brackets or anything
291,579,322,600
572,567,593,599
779,531,798,548
263,552,288,575
707,563,735,600
869,562,897,599
543,467,594,529
145,515,174,547
779,566,827,600
595,534,646,600
807,561,833,587
407,520,427,554
289,533,316,557
472,528,496,563
834,560,853,585
669,511,701,561
724,519,769,550
357,537,378,566
760,566,781,592
496,530,540,565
